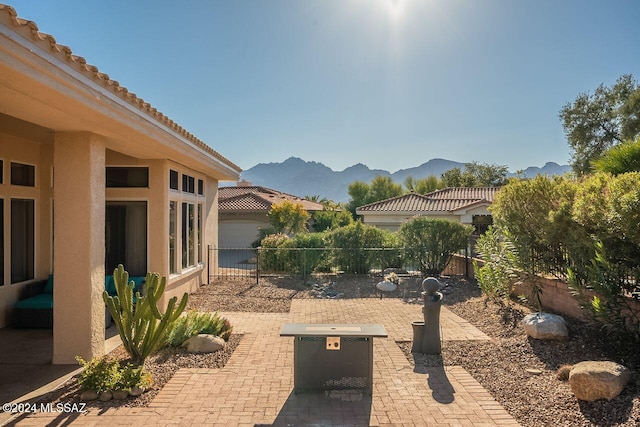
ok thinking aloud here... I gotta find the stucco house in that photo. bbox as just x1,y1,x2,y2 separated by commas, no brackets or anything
218,182,324,247
0,5,241,363
355,187,500,233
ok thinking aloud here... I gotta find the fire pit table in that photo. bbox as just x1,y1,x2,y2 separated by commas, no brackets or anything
280,323,388,395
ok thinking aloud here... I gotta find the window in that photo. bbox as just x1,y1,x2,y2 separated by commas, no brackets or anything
170,170,179,190
197,204,203,263
11,162,35,187
11,199,34,283
105,201,147,277
0,199,3,286
106,167,149,188
197,179,204,196
169,201,177,274
182,174,195,194
181,202,195,268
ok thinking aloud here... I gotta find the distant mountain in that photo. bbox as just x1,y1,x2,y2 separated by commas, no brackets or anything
237,157,571,202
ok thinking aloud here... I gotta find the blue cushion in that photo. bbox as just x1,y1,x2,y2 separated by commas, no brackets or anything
105,275,116,296
43,275,54,294
15,293,54,310
105,275,144,296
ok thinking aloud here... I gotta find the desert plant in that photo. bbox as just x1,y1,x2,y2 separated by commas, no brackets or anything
116,363,152,392
103,264,188,365
76,356,121,393
326,222,391,273
473,227,519,303
568,242,640,342
398,217,473,276
163,310,233,347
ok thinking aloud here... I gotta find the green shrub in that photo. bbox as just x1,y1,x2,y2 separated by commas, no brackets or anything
398,217,473,276
326,222,391,273
568,242,640,342
116,363,152,391
164,310,233,347
593,137,640,175
76,357,152,393
76,356,121,393
473,227,519,303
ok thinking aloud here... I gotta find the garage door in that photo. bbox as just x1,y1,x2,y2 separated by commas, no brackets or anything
218,221,267,248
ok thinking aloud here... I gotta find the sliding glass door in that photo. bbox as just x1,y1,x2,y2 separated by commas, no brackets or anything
105,201,147,277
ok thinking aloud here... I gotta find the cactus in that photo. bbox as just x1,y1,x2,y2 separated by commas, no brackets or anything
103,264,188,365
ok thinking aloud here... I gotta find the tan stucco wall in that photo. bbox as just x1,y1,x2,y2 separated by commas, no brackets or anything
0,130,53,328
361,213,459,232
53,132,105,363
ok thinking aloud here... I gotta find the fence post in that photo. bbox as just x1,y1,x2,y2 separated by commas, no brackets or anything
464,245,469,278
256,248,260,286
207,245,211,284
302,248,307,283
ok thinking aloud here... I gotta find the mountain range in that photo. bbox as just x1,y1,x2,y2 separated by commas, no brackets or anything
236,157,571,202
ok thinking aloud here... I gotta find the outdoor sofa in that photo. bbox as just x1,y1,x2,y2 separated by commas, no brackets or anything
13,274,144,329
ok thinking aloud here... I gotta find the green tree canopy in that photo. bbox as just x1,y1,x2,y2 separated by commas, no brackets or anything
440,162,508,187
347,175,403,216
404,175,443,194
267,200,311,235
559,74,640,176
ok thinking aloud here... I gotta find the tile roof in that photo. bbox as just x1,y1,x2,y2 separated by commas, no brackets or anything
219,186,325,213
0,4,241,174
356,187,500,213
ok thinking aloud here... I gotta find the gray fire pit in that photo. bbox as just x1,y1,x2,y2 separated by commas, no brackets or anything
280,323,388,395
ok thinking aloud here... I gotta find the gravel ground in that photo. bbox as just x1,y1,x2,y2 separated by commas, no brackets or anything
37,274,640,425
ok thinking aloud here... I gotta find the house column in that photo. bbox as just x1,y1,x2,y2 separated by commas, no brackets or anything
52,132,105,364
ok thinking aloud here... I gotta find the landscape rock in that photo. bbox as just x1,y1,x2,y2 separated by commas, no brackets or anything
569,361,631,401
112,390,129,400
129,386,144,397
522,312,568,340
98,391,113,402
376,280,397,292
182,334,225,353
80,390,99,401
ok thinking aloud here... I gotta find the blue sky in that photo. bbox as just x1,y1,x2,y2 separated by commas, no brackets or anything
10,0,640,173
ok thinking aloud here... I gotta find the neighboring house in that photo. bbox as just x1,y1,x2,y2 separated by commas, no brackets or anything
355,187,500,233
218,182,324,247
0,5,241,363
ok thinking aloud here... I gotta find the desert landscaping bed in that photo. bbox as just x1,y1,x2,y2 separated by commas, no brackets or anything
34,275,640,425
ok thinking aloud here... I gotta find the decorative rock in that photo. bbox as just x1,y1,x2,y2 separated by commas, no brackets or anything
376,280,397,292
80,390,99,401
526,368,543,375
182,334,225,353
383,268,408,275
569,361,631,401
422,277,441,295
112,390,129,400
522,312,568,340
98,391,113,402
129,386,144,397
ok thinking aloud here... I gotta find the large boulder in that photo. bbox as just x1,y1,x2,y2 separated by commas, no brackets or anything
569,361,631,401
182,334,225,353
522,312,568,340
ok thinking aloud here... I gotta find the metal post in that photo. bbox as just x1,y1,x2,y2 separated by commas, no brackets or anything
207,245,211,284
255,248,260,286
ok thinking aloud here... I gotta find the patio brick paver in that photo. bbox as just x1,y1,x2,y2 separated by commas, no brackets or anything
14,299,518,426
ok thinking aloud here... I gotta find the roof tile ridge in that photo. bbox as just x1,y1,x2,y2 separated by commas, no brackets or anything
0,4,241,173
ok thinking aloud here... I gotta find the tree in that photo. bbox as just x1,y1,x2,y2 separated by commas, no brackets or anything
592,137,640,175
404,175,442,194
559,74,640,176
267,201,310,235
312,208,353,232
440,162,508,187
398,217,473,276
346,175,403,216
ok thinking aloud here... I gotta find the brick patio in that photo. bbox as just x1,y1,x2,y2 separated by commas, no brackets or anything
13,299,520,426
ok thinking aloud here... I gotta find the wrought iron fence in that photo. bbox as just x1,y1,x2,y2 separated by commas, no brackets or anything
208,246,471,283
